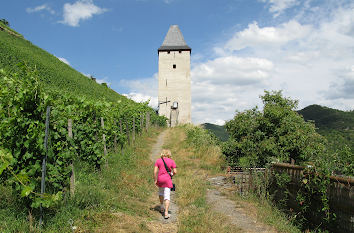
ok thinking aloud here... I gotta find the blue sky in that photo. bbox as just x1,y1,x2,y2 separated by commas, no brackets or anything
1,0,354,124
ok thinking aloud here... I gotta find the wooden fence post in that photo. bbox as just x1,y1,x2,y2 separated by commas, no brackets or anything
68,119,75,196
101,117,108,166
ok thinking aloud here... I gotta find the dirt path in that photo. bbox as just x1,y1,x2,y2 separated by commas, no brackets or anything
148,130,178,233
207,176,276,233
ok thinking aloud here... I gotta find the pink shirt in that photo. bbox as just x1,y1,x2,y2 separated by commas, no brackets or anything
155,158,176,188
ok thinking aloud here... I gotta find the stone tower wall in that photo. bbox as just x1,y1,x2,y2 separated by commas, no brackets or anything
158,50,191,125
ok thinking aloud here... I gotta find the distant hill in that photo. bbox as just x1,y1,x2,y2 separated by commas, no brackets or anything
0,25,124,102
201,123,229,141
298,104,354,130
298,105,354,151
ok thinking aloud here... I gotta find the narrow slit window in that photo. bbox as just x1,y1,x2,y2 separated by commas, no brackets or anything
166,79,167,86
173,64,176,69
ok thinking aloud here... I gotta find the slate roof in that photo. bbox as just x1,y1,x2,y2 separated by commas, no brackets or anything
158,25,191,52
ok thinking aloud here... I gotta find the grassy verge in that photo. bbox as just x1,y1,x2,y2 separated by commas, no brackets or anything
0,127,162,232
163,126,241,233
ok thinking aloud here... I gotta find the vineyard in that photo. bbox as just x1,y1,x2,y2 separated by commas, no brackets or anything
0,28,122,102
0,65,166,227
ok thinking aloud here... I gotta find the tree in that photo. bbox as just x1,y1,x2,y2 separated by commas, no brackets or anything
222,90,326,167
0,19,9,26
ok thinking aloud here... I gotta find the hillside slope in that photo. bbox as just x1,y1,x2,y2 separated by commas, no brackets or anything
201,123,229,141
0,28,124,102
298,105,354,151
298,104,354,130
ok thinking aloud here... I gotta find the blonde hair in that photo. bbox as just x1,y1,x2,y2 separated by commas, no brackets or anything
160,149,172,158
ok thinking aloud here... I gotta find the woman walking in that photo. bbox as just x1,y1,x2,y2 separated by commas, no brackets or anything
154,149,177,219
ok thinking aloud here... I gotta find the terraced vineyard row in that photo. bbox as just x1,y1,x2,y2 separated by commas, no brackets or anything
0,65,166,213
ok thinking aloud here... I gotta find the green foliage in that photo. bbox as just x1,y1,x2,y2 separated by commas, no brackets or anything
201,123,229,141
298,105,354,175
295,167,332,230
0,129,161,232
185,125,219,149
223,92,352,231
0,66,166,215
0,19,9,26
223,91,325,167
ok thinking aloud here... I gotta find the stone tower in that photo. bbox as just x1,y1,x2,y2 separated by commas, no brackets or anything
158,25,191,126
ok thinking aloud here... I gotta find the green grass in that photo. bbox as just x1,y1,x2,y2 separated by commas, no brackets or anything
0,128,162,232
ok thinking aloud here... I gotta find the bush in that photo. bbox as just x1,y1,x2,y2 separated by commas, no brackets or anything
223,90,326,167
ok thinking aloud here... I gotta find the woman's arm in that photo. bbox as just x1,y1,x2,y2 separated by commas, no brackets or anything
154,166,158,186
172,168,177,176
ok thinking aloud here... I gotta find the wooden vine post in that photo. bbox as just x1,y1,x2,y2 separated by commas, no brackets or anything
101,117,108,166
40,106,51,226
140,113,144,135
68,119,75,196
132,117,136,143
119,120,123,154
145,112,150,132
126,121,130,145
113,119,117,153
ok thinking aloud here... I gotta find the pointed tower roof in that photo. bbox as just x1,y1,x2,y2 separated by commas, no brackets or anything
158,25,191,52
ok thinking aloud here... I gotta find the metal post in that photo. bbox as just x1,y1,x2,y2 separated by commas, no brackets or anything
40,106,51,226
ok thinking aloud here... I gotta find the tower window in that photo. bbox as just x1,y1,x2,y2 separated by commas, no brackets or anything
179,51,182,53
173,64,176,69
167,51,170,54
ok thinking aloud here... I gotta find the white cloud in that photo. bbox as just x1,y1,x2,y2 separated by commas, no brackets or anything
120,74,158,109
26,4,55,14
193,56,273,85
123,92,158,109
260,0,299,17
57,57,70,65
120,74,158,97
225,20,312,51
325,65,354,100
60,0,107,27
